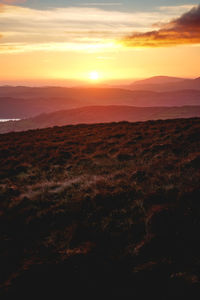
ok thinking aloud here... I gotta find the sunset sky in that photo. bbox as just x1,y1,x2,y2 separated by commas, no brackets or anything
0,0,200,84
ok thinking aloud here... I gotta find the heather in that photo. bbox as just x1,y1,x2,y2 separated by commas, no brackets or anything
0,118,200,299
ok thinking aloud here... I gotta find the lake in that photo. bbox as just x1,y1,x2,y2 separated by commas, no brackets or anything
0,119,20,122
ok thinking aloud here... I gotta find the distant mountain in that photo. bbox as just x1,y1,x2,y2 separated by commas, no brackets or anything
193,77,200,83
1,105,200,134
129,77,200,92
132,76,184,85
1,87,200,118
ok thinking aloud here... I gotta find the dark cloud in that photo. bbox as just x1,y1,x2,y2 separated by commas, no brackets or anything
122,5,200,47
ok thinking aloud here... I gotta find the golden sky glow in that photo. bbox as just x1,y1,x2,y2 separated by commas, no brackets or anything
0,3,200,84
89,71,100,81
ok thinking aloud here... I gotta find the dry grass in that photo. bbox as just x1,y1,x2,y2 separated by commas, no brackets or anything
0,118,200,299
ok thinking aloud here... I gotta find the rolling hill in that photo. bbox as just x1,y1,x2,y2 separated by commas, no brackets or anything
1,86,200,119
0,118,200,298
129,77,200,92
132,76,184,85
1,105,200,133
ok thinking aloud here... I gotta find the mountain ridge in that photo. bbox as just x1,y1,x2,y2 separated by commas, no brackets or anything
128,77,200,91
132,76,184,85
1,88,200,118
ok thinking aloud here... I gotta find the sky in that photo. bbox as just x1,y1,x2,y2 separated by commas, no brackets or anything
0,0,200,84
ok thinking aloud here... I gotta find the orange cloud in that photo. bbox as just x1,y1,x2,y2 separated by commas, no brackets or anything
0,1,26,37
122,5,200,47
0,1,25,12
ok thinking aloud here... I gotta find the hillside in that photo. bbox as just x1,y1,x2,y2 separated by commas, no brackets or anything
1,105,200,134
0,118,200,299
1,87,200,118
129,77,200,92
132,76,184,85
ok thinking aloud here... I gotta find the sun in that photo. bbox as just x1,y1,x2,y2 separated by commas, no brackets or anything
89,71,99,81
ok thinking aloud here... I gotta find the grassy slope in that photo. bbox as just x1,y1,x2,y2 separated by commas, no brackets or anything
0,118,200,298
1,105,200,134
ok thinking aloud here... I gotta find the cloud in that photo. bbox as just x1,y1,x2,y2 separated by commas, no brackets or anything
0,4,194,53
82,2,122,6
158,5,195,13
122,5,200,47
0,0,26,3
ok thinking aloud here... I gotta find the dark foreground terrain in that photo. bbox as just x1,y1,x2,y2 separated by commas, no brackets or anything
0,118,200,299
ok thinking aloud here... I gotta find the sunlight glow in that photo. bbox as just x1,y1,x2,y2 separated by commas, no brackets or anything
89,71,99,81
